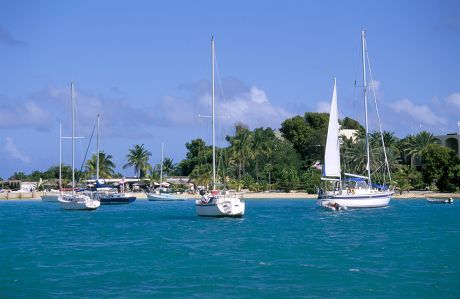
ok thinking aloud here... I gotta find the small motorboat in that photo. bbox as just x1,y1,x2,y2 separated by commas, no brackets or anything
320,200,348,211
426,197,454,204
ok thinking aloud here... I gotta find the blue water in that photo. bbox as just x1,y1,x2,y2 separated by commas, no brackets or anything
0,199,459,298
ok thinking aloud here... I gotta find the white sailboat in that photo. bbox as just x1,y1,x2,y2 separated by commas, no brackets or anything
58,82,100,210
41,123,64,202
195,37,245,217
147,143,185,201
317,31,394,209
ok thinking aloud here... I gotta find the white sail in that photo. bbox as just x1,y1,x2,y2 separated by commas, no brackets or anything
323,78,341,178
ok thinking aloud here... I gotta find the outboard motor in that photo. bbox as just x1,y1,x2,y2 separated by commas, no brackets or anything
199,189,206,196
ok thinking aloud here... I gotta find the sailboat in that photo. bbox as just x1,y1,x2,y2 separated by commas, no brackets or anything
58,82,100,210
41,123,64,202
147,143,185,201
92,114,136,204
195,37,245,217
317,31,394,209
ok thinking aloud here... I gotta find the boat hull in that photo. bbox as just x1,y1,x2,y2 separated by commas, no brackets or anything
147,193,185,201
318,192,392,208
41,194,60,202
58,195,100,210
426,198,454,204
99,195,136,205
196,196,245,217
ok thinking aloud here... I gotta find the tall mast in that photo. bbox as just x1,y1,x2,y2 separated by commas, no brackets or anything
160,142,164,188
71,82,75,195
361,30,372,186
211,36,216,190
96,114,100,181
59,122,62,191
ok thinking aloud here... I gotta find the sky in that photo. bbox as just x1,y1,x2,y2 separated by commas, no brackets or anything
0,0,459,179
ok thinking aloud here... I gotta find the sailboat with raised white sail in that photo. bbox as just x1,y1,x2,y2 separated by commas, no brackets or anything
195,37,245,217
58,82,100,210
317,31,394,209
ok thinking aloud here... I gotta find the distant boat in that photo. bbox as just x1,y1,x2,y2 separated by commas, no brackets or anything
426,197,454,204
58,82,100,211
41,190,60,202
195,37,245,217
317,31,394,209
147,143,185,201
91,114,136,205
98,191,136,205
147,190,185,201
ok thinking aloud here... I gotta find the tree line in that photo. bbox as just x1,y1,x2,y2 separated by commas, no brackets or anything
3,112,460,193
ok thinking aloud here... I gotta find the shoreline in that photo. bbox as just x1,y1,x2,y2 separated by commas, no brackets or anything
1,190,459,201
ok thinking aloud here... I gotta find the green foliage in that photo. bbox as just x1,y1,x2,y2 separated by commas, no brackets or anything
299,170,322,194
340,117,363,130
280,112,328,165
175,139,211,176
278,167,300,192
123,144,152,178
85,151,116,178
421,144,460,192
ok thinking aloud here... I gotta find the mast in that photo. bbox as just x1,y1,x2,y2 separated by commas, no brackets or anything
160,142,164,189
211,36,216,190
59,122,62,191
361,30,372,186
96,114,100,181
71,82,75,195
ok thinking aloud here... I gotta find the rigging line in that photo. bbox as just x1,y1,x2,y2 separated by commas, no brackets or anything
73,89,85,169
365,43,392,183
76,122,96,184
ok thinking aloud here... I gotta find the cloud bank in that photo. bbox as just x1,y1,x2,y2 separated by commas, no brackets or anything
3,137,30,164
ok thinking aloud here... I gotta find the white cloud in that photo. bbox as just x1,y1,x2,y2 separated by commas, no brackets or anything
218,85,291,128
391,98,446,126
3,137,30,163
315,101,330,113
446,92,460,110
163,80,292,129
0,100,51,129
249,86,268,104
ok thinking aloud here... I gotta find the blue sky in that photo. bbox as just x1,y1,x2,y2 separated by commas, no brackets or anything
0,0,459,179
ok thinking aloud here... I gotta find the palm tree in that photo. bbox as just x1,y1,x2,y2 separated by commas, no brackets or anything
146,169,160,188
85,152,116,178
408,131,438,169
189,164,212,189
162,157,176,176
123,144,152,178
226,124,252,180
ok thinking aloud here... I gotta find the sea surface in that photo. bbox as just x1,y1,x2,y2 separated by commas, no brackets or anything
0,199,459,298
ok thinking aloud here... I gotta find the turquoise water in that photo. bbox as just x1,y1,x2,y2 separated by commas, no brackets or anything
1,199,459,298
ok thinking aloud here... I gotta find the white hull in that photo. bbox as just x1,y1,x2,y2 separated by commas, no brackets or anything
426,198,454,204
58,194,100,210
196,196,245,217
147,193,185,201
41,194,60,202
318,192,392,208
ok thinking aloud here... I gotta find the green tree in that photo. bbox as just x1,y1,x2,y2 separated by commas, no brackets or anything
226,123,252,180
279,167,300,192
421,144,459,192
85,151,116,179
407,131,438,169
162,157,176,176
280,112,329,165
175,139,211,176
123,144,152,178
